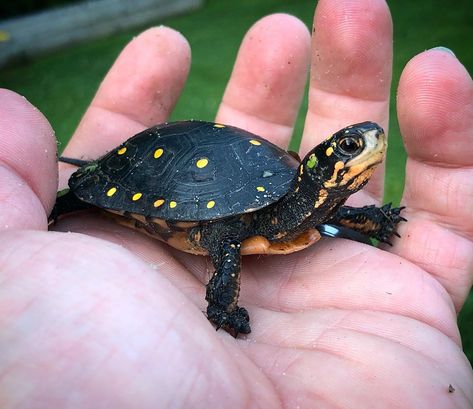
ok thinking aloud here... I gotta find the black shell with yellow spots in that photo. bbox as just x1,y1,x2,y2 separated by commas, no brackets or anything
68,121,299,221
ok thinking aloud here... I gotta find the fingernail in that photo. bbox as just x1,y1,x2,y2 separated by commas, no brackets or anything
431,46,456,57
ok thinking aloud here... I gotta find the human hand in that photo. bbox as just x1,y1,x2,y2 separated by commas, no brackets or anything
1,0,472,407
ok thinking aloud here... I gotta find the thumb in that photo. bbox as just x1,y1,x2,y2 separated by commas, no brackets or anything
0,89,58,231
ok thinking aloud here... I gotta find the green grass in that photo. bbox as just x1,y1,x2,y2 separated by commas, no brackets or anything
1,0,471,361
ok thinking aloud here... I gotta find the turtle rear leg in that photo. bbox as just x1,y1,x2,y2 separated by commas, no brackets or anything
206,240,251,336
48,189,93,224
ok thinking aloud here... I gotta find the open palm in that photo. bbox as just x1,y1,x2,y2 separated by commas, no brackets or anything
1,1,472,407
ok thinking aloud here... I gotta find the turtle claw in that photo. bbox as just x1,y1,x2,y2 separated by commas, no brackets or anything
207,305,251,336
393,206,408,223
375,203,407,243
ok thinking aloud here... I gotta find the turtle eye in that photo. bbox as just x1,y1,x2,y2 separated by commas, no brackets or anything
338,137,363,156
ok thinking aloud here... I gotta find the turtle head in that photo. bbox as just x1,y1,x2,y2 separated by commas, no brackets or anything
300,121,386,196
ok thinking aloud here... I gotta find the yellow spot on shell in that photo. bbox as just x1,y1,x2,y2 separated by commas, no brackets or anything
154,148,164,159
326,146,334,156
153,199,165,207
132,193,142,201
256,186,265,192
169,201,177,208
207,200,215,209
107,187,117,197
214,123,225,128
196,158,209,168
249,139,261,146
117,147,127,155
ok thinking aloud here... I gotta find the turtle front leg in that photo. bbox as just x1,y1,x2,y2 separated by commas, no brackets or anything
206,240,251,336
327,203,406,244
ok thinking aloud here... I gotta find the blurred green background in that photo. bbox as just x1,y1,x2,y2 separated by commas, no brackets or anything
1,0,472,362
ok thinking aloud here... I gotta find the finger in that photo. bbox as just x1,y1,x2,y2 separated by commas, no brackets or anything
0,89,57,230
302,0,393,201
395,49,473,310
216,14,311,148
62,27,191,161
246,308,472,407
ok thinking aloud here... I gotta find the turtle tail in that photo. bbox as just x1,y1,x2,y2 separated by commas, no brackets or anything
58,156,91,167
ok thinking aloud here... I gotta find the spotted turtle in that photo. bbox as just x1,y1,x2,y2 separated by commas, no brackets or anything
52,120,405,336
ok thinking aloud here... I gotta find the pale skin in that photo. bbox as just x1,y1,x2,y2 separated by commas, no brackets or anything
0,0,472,407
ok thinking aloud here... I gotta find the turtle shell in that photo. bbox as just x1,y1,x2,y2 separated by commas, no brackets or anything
69,121,299,221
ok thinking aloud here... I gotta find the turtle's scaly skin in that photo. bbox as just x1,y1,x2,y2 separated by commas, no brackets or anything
52,121,405,336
